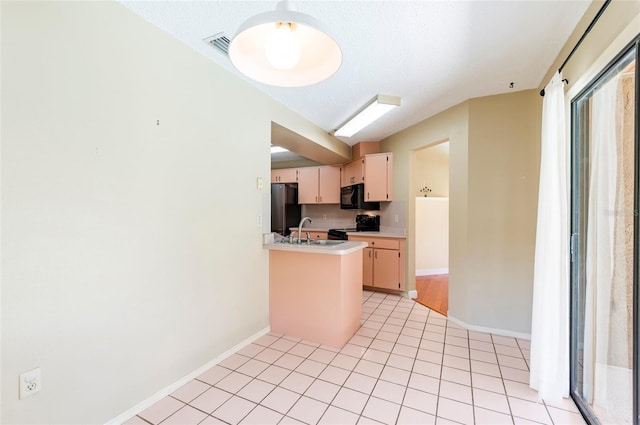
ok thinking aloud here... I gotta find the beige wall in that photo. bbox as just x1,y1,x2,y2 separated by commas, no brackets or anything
415,142,449,198
464,91,541,332
539,0,640,98
415,198,449,274
382,91,539,334
0,2,349,423
381,0,640,335
381,102,469,316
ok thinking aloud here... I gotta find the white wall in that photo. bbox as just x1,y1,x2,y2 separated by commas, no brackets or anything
415,198,449,274
0,2,346,423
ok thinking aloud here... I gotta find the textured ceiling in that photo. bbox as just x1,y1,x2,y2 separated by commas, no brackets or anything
121,1,591,146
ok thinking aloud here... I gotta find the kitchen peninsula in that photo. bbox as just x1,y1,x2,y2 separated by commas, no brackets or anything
265,241,367,348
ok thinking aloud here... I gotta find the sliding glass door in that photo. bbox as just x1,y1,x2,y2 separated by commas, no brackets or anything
570,38,638,424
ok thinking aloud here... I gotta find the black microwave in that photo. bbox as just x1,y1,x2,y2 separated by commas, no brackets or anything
340,184,380,210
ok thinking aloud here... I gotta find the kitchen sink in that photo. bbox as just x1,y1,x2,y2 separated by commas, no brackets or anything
311,239,345,246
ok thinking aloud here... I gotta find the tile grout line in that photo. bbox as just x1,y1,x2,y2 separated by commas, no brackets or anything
464,321,478,425
491,333,518,425
216,334,297,424
141,292,580,425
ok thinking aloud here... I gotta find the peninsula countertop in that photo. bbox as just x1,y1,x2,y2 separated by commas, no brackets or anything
264,240,367,255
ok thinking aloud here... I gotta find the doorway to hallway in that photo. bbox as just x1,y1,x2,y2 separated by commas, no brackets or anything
413,141,450,316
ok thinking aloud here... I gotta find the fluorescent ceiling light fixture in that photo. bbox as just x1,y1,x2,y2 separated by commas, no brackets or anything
228,0,342,87
334,95,401,138
271,146,289,154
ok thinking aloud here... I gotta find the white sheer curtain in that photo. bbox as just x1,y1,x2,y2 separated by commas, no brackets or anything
529,71,569,402
583,75,632,424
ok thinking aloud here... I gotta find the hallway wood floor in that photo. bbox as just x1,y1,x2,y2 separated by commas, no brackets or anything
414,274,448,316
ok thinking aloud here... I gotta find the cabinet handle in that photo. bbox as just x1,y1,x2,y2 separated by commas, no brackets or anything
319,196,323,202
368,250,372,258
315,196,318,202
374,251,377,259
367,192,370,199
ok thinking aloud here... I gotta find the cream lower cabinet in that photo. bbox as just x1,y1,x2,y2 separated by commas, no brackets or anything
349,236,405,291
306,231,328,240
288,230,328,240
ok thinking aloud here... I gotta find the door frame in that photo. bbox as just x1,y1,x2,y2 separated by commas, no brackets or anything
569,34,640,425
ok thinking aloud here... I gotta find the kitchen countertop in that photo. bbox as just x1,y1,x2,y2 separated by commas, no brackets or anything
348,229,406,239
289,226,406,239
264,241,368,255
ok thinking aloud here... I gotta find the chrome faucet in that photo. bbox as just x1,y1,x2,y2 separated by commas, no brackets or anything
298,217,312,243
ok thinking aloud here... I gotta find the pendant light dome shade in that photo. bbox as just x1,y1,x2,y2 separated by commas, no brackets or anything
228,1,342,87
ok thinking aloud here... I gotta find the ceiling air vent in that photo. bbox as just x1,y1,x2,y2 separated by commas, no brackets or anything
204,32,230,56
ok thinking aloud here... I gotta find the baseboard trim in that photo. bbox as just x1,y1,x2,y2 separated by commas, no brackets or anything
105,326,271,425
447,315,531,340
416,268,448,276
407,290,418,299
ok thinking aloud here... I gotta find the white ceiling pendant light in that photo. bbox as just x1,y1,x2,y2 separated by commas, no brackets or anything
334,95,401,138
228,0,342,87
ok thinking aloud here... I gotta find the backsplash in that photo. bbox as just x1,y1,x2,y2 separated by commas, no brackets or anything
300,202,406,232
380,200,407,230
301,204,359,228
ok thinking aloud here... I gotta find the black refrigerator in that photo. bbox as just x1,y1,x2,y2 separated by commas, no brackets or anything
271,183,301,236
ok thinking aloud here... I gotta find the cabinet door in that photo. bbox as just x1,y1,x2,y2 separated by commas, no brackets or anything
297,167,319,204
363,154,389,201
341,160,364,187
363,247,374,286
373,249,400,290
271,168,298,183
318,166,340,204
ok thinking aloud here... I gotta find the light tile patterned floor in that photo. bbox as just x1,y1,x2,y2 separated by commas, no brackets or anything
125,291,586,425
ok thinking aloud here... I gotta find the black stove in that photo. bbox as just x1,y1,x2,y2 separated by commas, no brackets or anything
327,228,357,240
327,215,380,240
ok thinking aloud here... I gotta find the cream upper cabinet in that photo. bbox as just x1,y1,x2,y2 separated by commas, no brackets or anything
340,153,393,201
318,166,340,204
298,166,340,204
341,159,364,187
271,168,298,183
297,167,319,204
363,153,393,202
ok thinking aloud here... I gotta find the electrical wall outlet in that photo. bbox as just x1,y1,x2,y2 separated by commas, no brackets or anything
19,368,41,399
257,215,262,227
256,177,263,191
322,214,327,221
394,214,399,223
